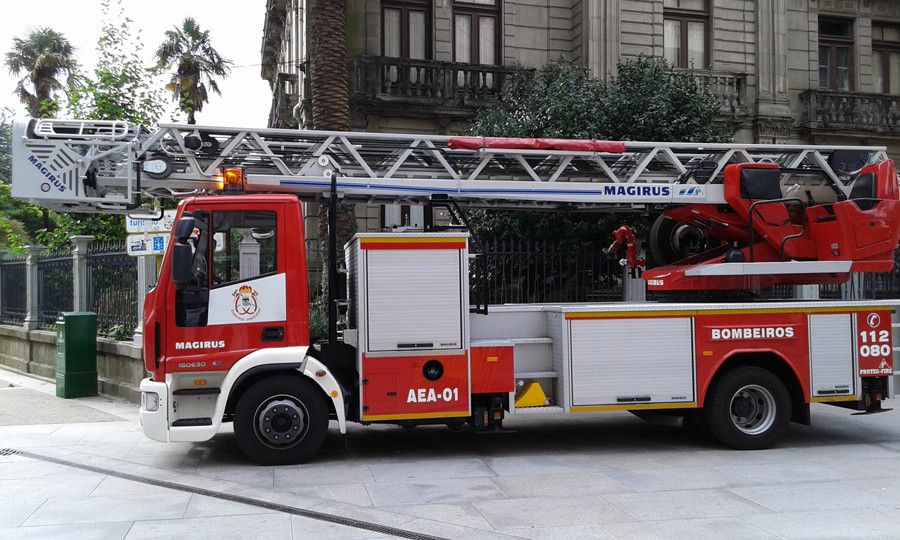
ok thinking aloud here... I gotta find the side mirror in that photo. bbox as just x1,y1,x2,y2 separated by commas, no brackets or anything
173,214,196,242
171,242,193,287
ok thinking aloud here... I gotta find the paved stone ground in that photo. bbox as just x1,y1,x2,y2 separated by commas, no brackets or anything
2,368,900,539
0,383,120,426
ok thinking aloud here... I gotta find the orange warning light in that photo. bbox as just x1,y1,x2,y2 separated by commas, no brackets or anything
221,167,245,193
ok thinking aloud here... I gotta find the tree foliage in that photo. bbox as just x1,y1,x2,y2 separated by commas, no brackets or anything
4,27,78,117
0,110,45,252
155,17,231,124
4,2,164,252
68,0,166,126
51,0,172,250
471,57,727,142
467,57,730,243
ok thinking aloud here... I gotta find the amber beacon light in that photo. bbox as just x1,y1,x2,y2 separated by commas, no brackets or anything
220,167,246,193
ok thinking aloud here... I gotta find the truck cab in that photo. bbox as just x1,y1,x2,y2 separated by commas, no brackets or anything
140,194,346,463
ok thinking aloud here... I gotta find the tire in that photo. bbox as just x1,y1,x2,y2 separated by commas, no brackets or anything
703,366,792,450
233,375,329,465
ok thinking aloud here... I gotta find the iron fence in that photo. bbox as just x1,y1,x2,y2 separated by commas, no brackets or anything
36,250,73,329
0,254,27,324
87,242,138,336
478,239,622,305
819,282,844,300
755,284,795,300
865,248,900,299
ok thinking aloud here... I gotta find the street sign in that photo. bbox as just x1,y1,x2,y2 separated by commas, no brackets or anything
126,210,177,234
127,233,169,257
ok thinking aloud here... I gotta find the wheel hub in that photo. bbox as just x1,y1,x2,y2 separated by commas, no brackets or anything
732,395,754,418
729,384,776,435
257,399,305,446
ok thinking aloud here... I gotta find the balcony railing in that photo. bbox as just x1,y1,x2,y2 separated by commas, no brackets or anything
349,56,518,114
670,68,748,116
801,90,899,134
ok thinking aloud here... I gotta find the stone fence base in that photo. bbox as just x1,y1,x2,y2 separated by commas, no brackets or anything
0,324,144,403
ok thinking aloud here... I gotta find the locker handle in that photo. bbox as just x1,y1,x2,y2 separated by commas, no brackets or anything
616,396,652,403
816,388,851,395
397,342,434,349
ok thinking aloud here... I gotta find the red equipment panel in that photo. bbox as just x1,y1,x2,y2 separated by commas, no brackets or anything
694,312,811,406
471,345,514,394
361,353,469,421
856,310,894,377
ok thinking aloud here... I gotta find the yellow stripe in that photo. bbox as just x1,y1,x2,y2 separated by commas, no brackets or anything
566,306,889,319
359,237,466,244
571,402,698,412
567,310,697,319
362,411,470,422
811,395,858,403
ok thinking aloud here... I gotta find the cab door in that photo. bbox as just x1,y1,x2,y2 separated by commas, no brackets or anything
165,203,295,374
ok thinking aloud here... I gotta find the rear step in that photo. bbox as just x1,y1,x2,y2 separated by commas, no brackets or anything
172,388,221,396
171,417,212,427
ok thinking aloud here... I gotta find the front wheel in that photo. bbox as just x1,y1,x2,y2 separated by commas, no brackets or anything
704,366,792,450
234,375,329,465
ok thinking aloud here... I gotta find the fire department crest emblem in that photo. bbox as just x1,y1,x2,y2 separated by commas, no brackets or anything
232,285,260,321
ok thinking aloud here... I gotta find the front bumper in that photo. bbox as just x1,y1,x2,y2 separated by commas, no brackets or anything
139,378,169,442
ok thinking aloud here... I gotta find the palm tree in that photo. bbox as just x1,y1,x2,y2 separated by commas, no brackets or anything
154,18,231,124
5,28,77,117
307,0,355,307
308,0,350,131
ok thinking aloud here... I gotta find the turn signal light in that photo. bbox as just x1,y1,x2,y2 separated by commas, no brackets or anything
220,167,245,193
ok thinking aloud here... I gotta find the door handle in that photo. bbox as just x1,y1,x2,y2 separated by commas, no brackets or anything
261,326,285,342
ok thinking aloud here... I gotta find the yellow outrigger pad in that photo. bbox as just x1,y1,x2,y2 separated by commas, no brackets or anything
515,381,548,408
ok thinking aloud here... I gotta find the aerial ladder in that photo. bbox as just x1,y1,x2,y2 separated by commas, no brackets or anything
11,118,900,293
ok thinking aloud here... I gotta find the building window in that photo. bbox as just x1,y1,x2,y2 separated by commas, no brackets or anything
382,1,431,61
873,23,900,95
818,18,854,91
663,0,708,69
453,0,501,66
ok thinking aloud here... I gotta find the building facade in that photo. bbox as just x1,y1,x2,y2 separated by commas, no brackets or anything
263,0,900,157
261,0,900,284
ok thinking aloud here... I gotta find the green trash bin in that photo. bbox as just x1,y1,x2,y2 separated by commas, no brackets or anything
56,312,98,399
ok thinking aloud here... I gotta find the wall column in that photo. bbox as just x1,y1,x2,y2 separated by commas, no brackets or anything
133,255,158,346
23,245,44,331
794,284,820,300
584,0,620,80
70,236,94,312
239,236,262,280
755,0,794,141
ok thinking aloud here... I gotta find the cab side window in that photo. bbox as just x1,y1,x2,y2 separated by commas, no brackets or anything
175,210,278,327
211,210,278,287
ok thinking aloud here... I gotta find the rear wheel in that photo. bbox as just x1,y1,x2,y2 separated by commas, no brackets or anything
704,366,791,450
233,375,328,465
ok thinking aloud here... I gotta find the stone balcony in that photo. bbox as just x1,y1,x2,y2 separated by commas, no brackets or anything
347,56,519,120
293,59,749,127
669,68,749,116
800,90,900,135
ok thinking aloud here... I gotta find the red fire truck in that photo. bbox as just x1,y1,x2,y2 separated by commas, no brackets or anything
11,119,899,464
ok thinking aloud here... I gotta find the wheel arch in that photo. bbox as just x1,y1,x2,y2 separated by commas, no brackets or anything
224,363,339,419
223,363,304,419
702,350,810,426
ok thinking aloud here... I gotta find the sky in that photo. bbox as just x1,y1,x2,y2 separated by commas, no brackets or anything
1,0,272,128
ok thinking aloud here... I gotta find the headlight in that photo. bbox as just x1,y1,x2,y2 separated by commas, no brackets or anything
142,391,160,412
